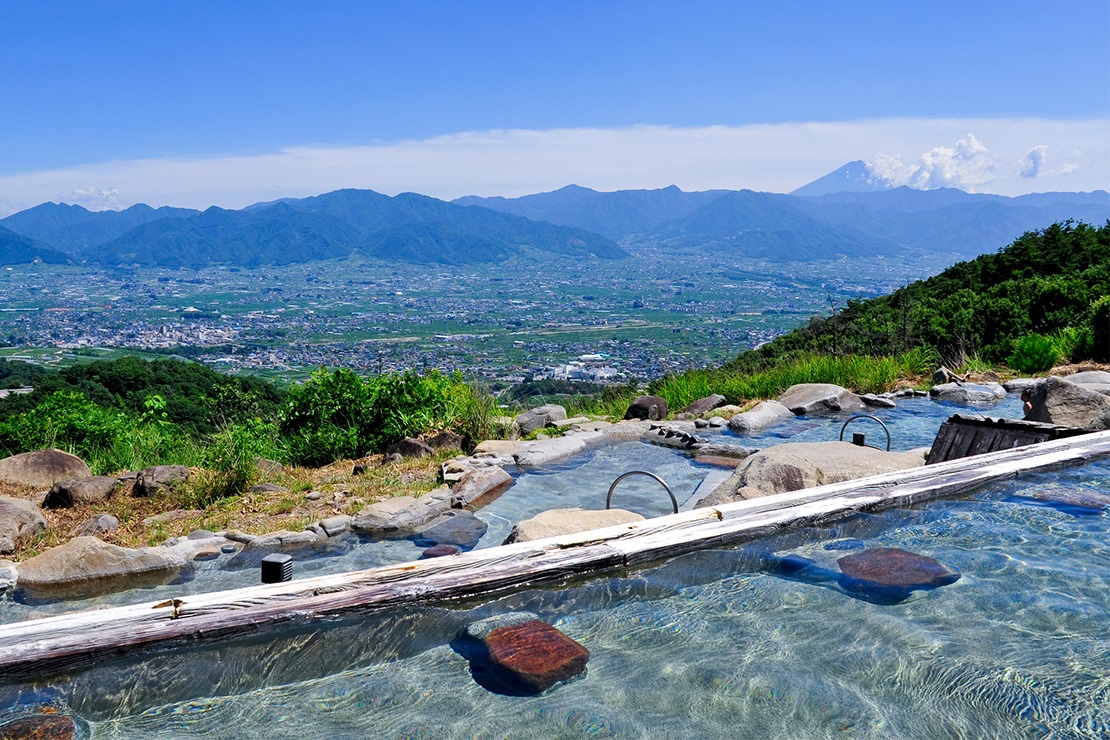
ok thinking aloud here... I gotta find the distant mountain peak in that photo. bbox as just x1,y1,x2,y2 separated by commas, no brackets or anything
791,160,899,197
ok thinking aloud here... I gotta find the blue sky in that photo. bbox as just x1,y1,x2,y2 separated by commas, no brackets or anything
1,1,1107,213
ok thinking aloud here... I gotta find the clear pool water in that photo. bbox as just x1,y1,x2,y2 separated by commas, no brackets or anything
0,393,1025,626
6,454,1109,738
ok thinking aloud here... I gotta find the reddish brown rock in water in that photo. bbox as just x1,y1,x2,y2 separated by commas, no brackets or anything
484,619,590,694
0,713,82,739
837,547,960,604
420,543,461,558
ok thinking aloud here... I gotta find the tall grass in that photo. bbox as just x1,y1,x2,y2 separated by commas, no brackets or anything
647,352,927,411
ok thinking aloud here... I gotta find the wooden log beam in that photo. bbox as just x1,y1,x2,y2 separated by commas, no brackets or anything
2,429,1109,680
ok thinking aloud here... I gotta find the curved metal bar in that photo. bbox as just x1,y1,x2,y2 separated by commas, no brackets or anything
838,413,892,451
606,471,679,515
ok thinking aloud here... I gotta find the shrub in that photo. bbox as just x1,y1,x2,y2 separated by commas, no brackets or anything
1085,295,1110,362
1008,333,1059,374
277,368,475,466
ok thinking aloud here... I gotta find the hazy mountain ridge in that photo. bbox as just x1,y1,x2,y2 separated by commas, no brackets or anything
649,190,897,259
458,175,1110,260
1,166,1107,267
1,189,626,267
454,184,731,240
0,224,72,265
0,202,200,254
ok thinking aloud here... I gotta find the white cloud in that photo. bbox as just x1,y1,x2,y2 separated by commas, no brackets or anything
1019,145,1049,178
905,133,996,191
0,118,1106,216
864,153,915,187
67,186,122,210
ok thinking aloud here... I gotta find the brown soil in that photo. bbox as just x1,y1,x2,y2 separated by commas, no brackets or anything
1,452,448,561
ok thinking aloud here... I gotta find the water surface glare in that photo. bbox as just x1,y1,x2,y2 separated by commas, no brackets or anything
7,455,1109,738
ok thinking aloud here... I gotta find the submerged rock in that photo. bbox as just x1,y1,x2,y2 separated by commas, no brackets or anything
0,713,88,739
0,449,90,489
421,543,461,558
454,612,590,695
415,510,488,550
502,507,645,544
1031,487,1110,514
836,547,960,604
15,537,185,597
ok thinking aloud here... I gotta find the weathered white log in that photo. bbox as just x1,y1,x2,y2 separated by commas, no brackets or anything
2,429,1109,679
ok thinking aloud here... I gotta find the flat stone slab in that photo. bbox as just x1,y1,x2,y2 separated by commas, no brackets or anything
929,382,1006,404
503,507,645,544
415,510,488,550
350,488,453,535
836,547,960,604
15,536,185,598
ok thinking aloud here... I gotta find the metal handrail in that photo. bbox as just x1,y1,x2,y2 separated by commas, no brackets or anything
606,471,679,515
838,413,892,451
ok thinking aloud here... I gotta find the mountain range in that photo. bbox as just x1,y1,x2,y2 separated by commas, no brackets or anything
0,164,1106,268
0,190,625,267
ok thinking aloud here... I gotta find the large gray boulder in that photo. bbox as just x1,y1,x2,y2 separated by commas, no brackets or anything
502,507,645,544
0,497,47,554
929,382,1007,403
42,475,120,508
1024,376,1110,430
624,395,669,421
0,448,90,488
727,400,793,433
132,465,190,496
699,441,926,505
514,404,568,436
16,536,186,596
778,384,864,415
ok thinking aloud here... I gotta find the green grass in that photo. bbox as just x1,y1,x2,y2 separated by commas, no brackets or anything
647,352,929,411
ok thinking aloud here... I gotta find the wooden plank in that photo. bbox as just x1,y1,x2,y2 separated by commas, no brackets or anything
2,429,1109,680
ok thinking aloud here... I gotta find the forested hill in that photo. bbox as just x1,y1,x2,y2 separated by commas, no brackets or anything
729,220,1110,368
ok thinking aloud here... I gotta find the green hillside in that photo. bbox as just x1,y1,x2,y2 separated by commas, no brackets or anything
732,220,1110,369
